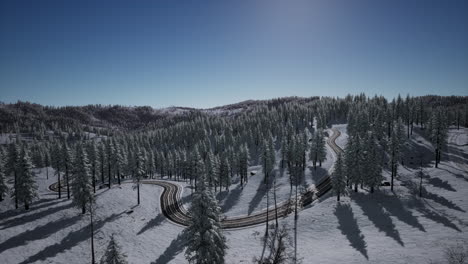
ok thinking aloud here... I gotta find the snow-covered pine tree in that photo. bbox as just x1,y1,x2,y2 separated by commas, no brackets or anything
15,146,37,210
309,129,326,170
71,143,94,214
97,142,106,184
389,118,405,191
86,141,98,193
362,132,383,193
51,141,63,199
100,235,128,264
428,108,448,168
6,143,19,207
61,142,72,199
0,152,8,201
345,135,361,192
105,139,115,189
331,153,347,201
316,129,327,167
184,173,227,264
133,148,145,205
238,143,249,186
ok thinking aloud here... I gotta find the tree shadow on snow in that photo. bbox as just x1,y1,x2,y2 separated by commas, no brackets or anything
0,215,82,253
151,233,186,264
405,181,462,232
334,203,368,259
422,188,465,212
373,191,426,232
422,174,456,192
352,192,405,246
437,166,468,182
0,201,75,230
137,213,166,235
0,198,65,223
248,177,273,215
217,184,243,213
17,212,124,264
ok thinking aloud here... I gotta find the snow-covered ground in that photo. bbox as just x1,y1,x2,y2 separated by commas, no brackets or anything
1,126,467,263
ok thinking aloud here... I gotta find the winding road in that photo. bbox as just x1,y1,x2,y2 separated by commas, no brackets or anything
49,128,344,229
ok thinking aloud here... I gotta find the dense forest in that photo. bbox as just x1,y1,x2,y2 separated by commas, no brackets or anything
0,94,467,263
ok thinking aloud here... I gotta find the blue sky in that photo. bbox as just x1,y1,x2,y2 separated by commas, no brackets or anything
1,0,467,108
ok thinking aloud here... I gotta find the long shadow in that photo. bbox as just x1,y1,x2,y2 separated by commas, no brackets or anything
0,198,64,222
334,203,368,259
446,152,468,167
374,191,426,232
18,212,124,264
218,185,243,213
437,167,468,182
0,215,82,253
0,201,74,230
423,175,456,192
247,177,272,215
151,233,186,264
352,192,404,246
405,181,462,232
137,213,166,235
422,188,465,212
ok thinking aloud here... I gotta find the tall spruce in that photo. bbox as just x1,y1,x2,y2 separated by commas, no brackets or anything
184,173,227,264
15,146,37,210
71,144,94,214
331,153,347,201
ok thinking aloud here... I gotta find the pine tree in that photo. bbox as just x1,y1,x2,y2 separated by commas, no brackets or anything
15,146,38,210
389,119,405,191
86,141,98,193
71,144,94,214
331,153,347,201
362,132,383,193
0,152,8,201
428,108,448,168
184,173,227,264
51,142,62,199
6,143,19,207
133,148,145,205
100,235,128,264
61,142,72,199
345,135,361,192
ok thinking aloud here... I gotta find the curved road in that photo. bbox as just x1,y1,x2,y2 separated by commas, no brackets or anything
50,128,344,229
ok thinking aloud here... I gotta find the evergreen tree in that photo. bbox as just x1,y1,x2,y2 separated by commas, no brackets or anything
71,144,94,214
15,146,37,210
184,173,227,264
0,152,8,201
100,235,128,264
331,153,347,201
389,119,405,191
361,132,383,193
6,143,19,207
51,142,62,199
428,108,448,168
86,141,98,193
61,142,72,199
133,148,145,205
345,135,361,192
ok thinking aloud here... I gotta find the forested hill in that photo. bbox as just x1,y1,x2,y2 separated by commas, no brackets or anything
0,97,321,134
0,95,466,137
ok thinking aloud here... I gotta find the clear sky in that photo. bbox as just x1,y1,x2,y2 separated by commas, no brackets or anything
1,0,467,108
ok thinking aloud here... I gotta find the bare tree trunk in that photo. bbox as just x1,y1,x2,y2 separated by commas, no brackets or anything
14,171,18,208
90,207,95,264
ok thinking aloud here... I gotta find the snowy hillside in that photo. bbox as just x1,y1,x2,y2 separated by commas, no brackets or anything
1,125,467,263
